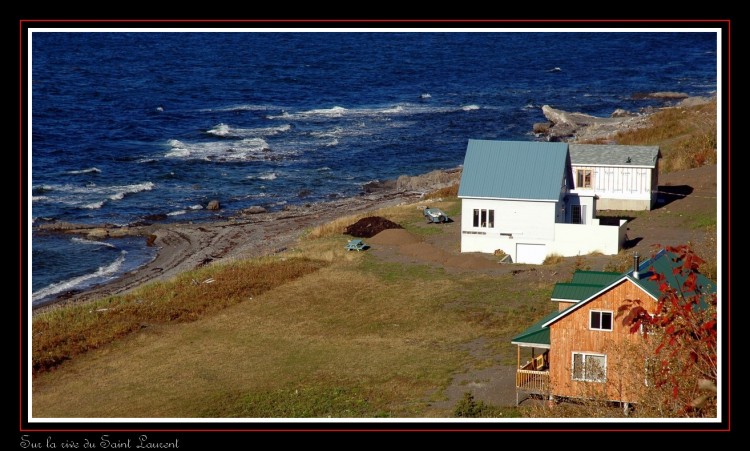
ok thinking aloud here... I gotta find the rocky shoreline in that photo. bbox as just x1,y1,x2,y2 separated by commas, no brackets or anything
32,92,714,312
32,169,462,312
533,92,714,142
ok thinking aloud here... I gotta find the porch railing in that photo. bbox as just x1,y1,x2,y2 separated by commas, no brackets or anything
516,369,550,394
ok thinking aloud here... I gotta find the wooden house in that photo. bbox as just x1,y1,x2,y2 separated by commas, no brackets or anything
511,250,716,406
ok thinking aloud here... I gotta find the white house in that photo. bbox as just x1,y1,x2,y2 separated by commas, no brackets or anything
569,144,661,211
457,140,627,264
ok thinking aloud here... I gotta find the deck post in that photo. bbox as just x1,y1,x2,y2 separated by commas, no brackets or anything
517,346,520,369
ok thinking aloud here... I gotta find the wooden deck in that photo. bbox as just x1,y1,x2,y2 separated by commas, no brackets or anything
516,359,550,396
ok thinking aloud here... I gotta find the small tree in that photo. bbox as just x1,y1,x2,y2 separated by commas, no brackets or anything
617,245,717,417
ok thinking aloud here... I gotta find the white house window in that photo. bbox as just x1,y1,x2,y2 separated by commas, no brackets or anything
572,352,607,382
472,209,494,228
577,169,592,188
590,310,613,331
571,205,585,224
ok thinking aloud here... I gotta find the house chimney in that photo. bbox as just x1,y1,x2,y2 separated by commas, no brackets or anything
633,252,640,279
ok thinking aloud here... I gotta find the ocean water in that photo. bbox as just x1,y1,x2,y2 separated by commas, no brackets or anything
30,31,717,305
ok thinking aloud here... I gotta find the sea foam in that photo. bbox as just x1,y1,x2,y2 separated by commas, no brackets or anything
32,251,127,305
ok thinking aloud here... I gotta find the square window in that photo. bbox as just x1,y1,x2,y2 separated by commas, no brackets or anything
572,352,607,382
590,311,612,331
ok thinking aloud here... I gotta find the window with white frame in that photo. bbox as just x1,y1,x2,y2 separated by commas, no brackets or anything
572,352,607,382
589,310,613,331
472,208,494,228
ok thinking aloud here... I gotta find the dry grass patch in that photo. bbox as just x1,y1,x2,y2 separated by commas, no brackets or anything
615,100,716,172
543,253,564,265
32,255,554,418
32,257,328,375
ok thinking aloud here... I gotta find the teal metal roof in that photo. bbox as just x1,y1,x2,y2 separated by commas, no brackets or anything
629,249,717,300
457,139,568,200
570,270,622,287
551,283,609,302
510,309,562,346
569,144,660,168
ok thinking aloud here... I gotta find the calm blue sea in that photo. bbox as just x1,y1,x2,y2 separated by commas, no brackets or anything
30,31,717,305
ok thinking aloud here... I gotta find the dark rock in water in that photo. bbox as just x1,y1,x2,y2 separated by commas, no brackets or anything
297,189,312,198
242,206,267,215
533,122,552,134
207,200,221,210
143,213,168,222
344,216,403,238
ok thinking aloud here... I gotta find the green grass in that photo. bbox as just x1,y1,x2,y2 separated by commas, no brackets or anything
687,212,717,229
32,199,554,418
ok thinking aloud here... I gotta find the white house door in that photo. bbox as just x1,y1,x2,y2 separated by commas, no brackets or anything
516,244,547,264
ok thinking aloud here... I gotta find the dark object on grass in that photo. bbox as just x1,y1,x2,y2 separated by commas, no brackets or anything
344,216,403,238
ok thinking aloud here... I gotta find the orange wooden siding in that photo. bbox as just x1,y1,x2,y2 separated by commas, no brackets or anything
548,279,657,403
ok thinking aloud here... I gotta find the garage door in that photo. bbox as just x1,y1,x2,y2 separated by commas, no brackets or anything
516,243,547,264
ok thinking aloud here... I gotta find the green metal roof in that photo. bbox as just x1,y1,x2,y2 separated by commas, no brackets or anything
457,139,568,201
551,283,609,302
569,144,660,168
629,249,717,300
512,249,717,342
570,270,622,287
510,309,562,346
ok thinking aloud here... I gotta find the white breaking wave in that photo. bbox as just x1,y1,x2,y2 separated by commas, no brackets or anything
35,181,155,210
137,158,157,163
267,103,482,120
205,104,271,112
167,210,186,216
67,167,102,175
258,172,278,181
32,251,127,304
108,182,156,201
420,93,432,99
83,200,106,209
304,106,348,116
207,123,232,136
166,138,271,161
32,196,48,202
188,204,203,210
206,123,291,138
71,237,116,248
381,105,405,114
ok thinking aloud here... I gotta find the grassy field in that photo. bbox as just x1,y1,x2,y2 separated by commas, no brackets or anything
31,102,718,418
32,198,555,418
